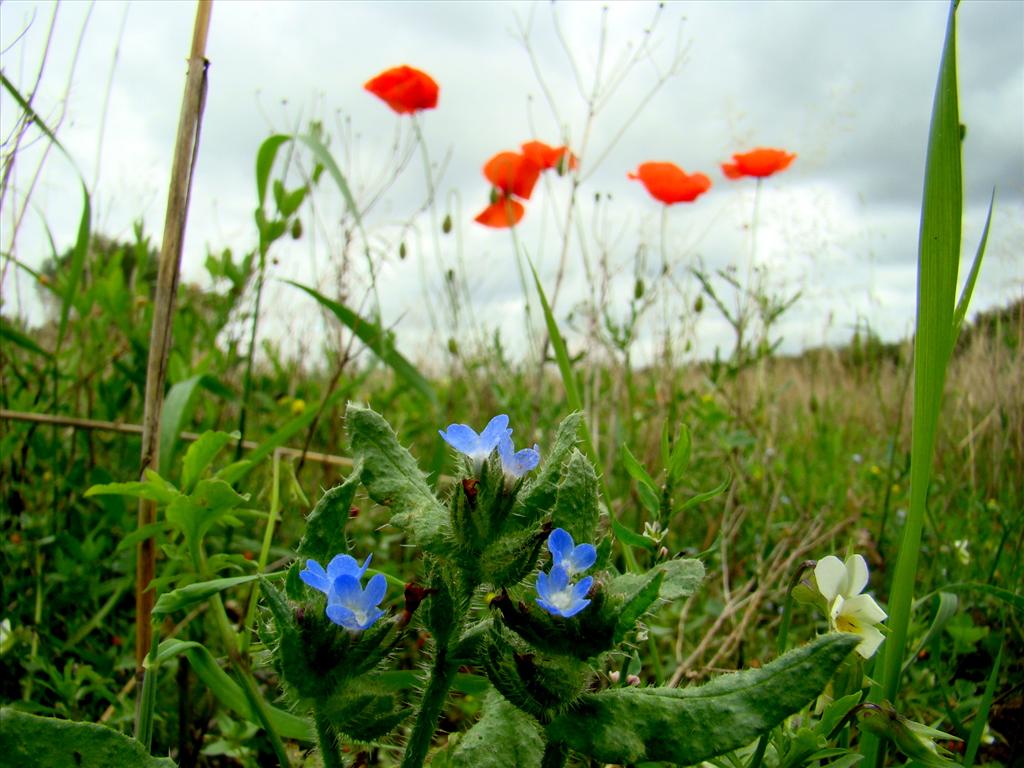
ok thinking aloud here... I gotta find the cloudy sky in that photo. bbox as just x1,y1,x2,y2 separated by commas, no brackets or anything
1,0,1022,366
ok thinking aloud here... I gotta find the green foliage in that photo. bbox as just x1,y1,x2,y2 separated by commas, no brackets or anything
546,633,859,763
296,464,361,562
551,450,599,543
347,403,451,554
448,691,544,768
0,707,176,767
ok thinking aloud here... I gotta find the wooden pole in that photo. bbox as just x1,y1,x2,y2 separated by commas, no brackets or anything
136,0,213,676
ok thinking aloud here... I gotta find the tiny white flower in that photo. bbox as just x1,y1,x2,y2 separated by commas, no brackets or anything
814,554,887,658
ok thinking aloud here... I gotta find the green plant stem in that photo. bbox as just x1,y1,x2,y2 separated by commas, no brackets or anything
236,246,266,458
22,550,44,701
541,740,569,768
134,632,159,750
401,646,457,768
240,449,282,654
315,705,344,768
410,114,444,337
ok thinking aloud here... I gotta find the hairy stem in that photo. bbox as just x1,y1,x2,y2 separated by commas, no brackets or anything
401,646,457,768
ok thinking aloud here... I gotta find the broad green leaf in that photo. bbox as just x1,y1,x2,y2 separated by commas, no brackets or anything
165,478,248,563
346,403,449,554
154,639,314,742
181,430,236,493
517,412,581,521
296,462,362,562
288,281,436,405
449,690,544,768
546,633,859,763
551,449,600,543
655,558,704,601
0,707,176,767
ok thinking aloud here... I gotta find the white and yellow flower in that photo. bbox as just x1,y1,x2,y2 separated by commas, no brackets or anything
814,554,887,658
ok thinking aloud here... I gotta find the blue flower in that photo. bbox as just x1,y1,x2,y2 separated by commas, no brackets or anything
300,553,386,631
326,572,387,631
498,432,540,479
299,554,371,596
547,528,596,577
535,565,593,618
439,414,511,467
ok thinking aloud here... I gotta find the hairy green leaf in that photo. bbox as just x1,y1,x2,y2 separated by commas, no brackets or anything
547,633,859,763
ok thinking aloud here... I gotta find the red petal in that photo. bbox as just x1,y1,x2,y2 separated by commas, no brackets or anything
474,197,525,228
722,148,796,179
482,152,541,200
628,162,711,204
364,66,439,114
521,140,578,172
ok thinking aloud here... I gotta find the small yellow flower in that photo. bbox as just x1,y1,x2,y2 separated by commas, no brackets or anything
290,398,306,416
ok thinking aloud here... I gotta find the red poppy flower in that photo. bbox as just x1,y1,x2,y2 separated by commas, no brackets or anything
364,65,439,114
521,140,578,173
483,152,541,201
474,196,525,228
627,162,712,205
721,148,796,179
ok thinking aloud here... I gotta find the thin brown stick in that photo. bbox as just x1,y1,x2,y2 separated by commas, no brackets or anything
0,408,355,469
136,0,213,676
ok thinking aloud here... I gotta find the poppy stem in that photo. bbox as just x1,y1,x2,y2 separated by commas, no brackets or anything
409,115,444,340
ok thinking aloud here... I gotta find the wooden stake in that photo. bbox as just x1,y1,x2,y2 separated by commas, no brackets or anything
136,0,213,676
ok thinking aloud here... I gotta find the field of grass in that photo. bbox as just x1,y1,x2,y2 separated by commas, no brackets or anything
1,2,1021,767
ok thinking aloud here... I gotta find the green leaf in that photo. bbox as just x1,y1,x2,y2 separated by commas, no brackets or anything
165,478,248,563
1,318,50,357
154,639,314,742
346,403,449,554
86,469,179,505
450,690,544,768
517,412,581,522
551,449,600,544
655,558,705,602
181,430,236,493
288,281,436,405
622,444,658,491
159,375,222,479
152,573,282,616
256,134,290,209
963,636,1003,768
0,707,176,767
611,517,657,552
296,463,362,562
546,633,859,763
57,183,91,348
876,0,965,712
951,188,994,340
677,478,730,515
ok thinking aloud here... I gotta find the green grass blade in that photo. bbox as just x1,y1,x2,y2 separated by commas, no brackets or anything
951,188,994,338
869,7,967,761
256,134,290,209
963,635,1003,768
287,280,437,406
56,184,91,348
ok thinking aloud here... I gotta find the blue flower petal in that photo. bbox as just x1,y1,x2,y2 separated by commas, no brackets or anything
325,604,359,629
548,528,574,562
299,559,330,593
439,423,479,454
558,596,591,618
479,414,511,446
331,574,364,604
362,573,387,606
567,543,597,574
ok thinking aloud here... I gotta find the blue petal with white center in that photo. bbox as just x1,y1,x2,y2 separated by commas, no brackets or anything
438,414,511,466
535,565,593,618
498,432,540,479
325,572,387,631
547,528,596,577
